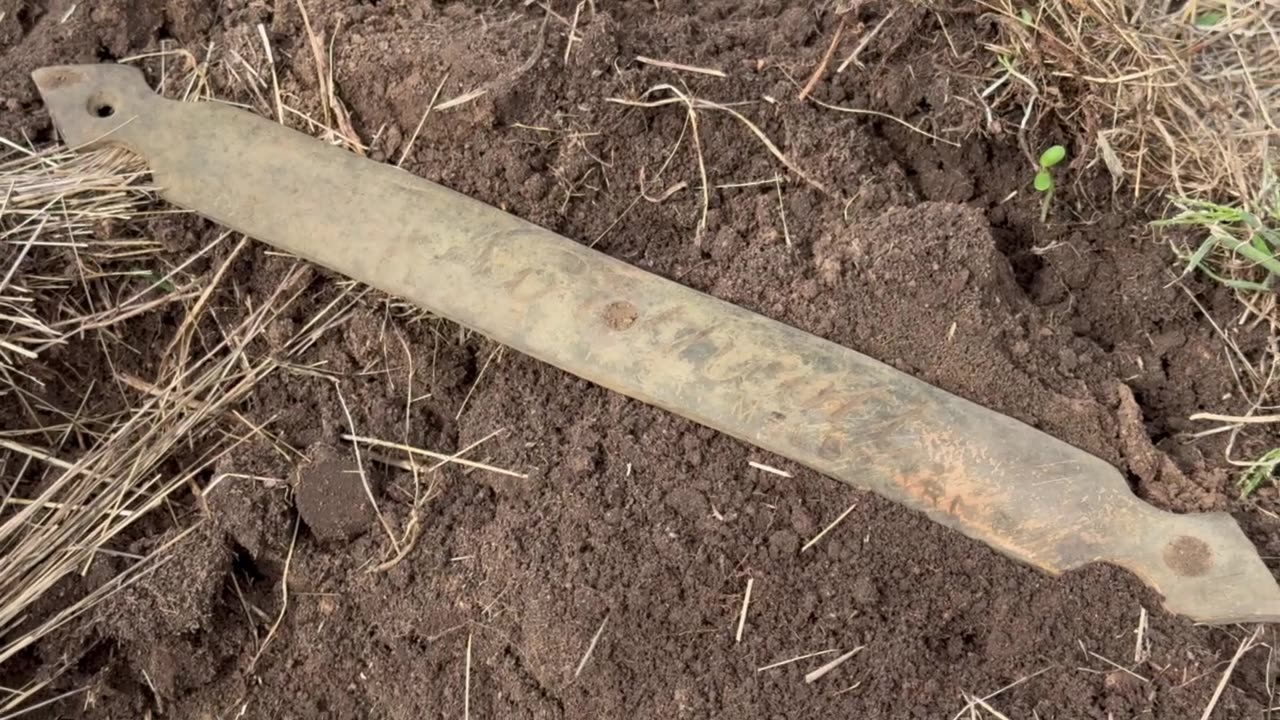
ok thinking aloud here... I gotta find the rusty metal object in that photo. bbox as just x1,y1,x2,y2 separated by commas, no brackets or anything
34,64,1280,624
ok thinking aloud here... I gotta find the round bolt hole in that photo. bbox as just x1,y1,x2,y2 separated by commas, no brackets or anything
86,93,118,119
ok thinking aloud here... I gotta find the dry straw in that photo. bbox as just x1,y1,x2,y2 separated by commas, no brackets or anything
0,145,154,380
0,7,461,704
986,0,1276,206
1,51,218,688
985,0,1279,333
0,33,360,711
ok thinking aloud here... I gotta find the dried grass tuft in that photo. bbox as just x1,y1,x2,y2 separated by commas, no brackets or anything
1,125,169,690
985,0,1280,489
0,37,367,712
0,144,154,382
986,1,1278,323
985,0,1276,207
0,263,307,667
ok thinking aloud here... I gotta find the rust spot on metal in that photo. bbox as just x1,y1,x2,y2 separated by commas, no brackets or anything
601,300,638,330
672,324,715,351
647,305,685,327
1163,536,1212,577
40,61,1279,623
502,268,533,291
818,433,843,460
806,381,837,405
40,69,82,89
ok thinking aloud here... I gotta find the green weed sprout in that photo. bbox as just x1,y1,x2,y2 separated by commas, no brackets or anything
1033,145,1066,221
1155,194,1280,292
1193,9,1225,28
1156,185,1280,496
1240,448,1280,497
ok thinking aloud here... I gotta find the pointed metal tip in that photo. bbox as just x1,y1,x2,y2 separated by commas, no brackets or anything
32,64,154,149
1117,511,1280,624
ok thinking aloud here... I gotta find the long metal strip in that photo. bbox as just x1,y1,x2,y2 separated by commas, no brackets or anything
33,64,1280,623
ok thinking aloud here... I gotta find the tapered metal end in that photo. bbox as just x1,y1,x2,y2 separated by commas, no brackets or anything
1113,509,1280,624
33,64,157,149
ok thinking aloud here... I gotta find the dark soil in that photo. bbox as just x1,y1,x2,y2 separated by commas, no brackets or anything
3,0,1279,718
296,449,378,543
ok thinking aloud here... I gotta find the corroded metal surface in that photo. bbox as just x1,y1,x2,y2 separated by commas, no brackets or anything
35,63,1280,624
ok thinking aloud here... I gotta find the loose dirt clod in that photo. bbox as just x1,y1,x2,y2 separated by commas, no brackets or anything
294,448,377,542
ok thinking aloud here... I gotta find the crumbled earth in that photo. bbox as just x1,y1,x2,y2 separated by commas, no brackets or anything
295,447,378,543
2,1,1278,718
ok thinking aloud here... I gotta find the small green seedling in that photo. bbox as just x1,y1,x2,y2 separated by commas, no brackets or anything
1193,9,1225,28
140,270,176,293
1240,448,1280,497
1033,144,1066,221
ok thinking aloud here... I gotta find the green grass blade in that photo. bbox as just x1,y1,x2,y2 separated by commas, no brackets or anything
1219,234,1280,275
1219,276,1275,292
1181,235,1218,275
1240,448,1280,497
1195,9,1225,28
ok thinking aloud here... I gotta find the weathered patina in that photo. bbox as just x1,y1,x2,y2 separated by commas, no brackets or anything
34,63,1280,624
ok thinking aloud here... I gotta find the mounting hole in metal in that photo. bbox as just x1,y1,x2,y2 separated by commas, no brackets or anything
86,92,116,118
